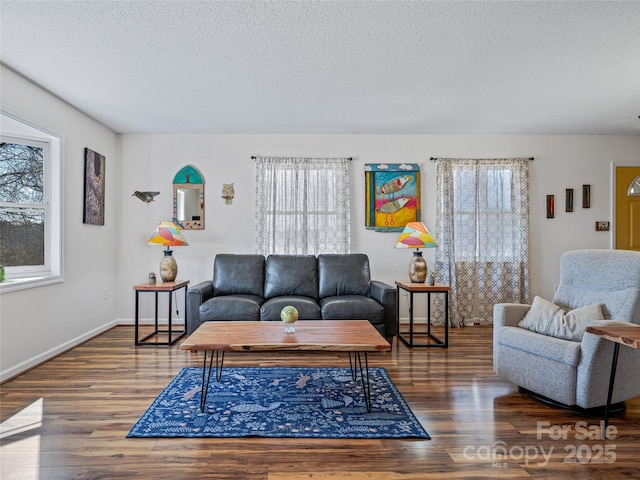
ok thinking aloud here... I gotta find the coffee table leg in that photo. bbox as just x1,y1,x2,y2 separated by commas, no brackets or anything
348,352,357,381
200,350,225,413
348,352,372,413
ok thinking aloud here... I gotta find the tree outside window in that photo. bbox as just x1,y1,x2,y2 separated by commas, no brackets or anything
0,139,46,267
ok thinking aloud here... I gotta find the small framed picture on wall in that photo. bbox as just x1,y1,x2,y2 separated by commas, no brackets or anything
566,189,574,212
583,185,591,208
83,147,106,225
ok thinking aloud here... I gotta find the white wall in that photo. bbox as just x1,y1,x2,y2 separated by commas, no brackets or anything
117,134,640,322
0,67,119,381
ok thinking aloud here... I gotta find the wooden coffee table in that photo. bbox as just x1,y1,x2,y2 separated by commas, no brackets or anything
180,320,391,412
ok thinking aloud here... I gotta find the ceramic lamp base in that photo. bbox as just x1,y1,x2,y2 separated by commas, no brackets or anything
408,250,427,283
159,249,177,282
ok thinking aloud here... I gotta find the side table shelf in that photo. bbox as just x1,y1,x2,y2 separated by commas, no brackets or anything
396,281,450,348
133,280,189,346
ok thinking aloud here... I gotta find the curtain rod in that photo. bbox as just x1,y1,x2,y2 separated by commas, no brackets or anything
251,156,352,160
430,157,534,161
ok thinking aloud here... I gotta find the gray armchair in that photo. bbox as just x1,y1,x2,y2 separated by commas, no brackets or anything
493,249,640,409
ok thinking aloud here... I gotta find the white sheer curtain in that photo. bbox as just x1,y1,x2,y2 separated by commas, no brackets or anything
434,158,530,326
255,157,351,255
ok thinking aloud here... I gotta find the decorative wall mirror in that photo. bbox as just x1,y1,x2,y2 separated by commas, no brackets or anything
173,165,205,229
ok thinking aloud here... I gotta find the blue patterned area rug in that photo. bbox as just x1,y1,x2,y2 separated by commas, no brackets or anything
127,366,429,439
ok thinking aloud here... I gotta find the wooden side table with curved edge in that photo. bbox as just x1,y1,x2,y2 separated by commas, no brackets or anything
395,281,450,348
133,280,189,346
584,325,640,436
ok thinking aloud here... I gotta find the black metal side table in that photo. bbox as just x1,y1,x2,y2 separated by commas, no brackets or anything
133,280,189,346
395,281,450,348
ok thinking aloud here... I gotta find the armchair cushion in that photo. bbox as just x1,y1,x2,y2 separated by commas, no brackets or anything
518,296,604,341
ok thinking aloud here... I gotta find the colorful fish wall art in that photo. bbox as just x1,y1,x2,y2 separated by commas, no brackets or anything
365,163,421,231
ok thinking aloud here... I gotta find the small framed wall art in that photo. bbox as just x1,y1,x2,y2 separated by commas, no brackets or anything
83,148,106,225
583,185,591,208
546,195,554,218
365,163,420,231
566,189,574,212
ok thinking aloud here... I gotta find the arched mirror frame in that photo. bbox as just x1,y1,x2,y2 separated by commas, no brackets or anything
173,165,205,230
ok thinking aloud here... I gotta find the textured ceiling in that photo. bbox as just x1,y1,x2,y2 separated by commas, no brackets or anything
1,1,639,135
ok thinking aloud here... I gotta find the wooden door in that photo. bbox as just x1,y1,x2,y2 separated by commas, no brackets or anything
616,166,640,251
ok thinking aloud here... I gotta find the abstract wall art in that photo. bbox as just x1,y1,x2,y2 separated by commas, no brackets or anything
83,147,106,225
365,163,420,231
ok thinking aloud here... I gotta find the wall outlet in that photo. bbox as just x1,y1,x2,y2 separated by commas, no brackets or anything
103,288,109,300
595,221,610,231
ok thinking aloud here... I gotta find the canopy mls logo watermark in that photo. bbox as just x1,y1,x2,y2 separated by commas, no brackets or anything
462,421,617,467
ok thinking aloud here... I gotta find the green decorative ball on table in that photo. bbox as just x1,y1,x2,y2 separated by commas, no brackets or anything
280,306,299,333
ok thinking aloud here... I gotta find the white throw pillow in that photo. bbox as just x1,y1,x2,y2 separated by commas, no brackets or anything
518,296,605,342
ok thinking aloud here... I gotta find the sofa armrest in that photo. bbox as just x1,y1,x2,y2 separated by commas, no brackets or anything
370,280,397,338
186,281,214,335
493,303,531,329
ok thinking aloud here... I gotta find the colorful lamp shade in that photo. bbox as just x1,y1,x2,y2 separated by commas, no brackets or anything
147,220,189,247
147,221,188,282
394,222,437,249
394,222,437,283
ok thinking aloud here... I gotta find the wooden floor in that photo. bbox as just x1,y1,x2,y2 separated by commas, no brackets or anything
1,325,639,479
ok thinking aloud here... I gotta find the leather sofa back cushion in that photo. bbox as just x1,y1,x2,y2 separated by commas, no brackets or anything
318,254,371,298
213,254,265,297
264,255,319,299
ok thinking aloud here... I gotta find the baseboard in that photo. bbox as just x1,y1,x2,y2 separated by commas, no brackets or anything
0,320,118,383
116,318,186,326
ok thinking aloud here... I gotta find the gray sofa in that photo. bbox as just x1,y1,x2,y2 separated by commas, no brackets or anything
493,249,640,409
186,253,397,341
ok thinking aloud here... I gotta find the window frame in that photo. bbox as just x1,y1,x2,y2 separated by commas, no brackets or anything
0,109,64,293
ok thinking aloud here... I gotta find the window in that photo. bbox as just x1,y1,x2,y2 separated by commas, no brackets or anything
254,157,351,255
452,167,520,261
0,110,63,292
628,176,640,196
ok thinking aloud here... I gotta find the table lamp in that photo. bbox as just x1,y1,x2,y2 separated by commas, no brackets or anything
147,220,188,282
394,222,437,283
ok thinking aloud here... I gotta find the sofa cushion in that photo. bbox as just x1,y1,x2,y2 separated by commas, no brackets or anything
264,255,318,299
199,295,264,321
318,254,371,298
518,296,604,341
320,296,385,331
260,296,322,321
212,254,265,297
